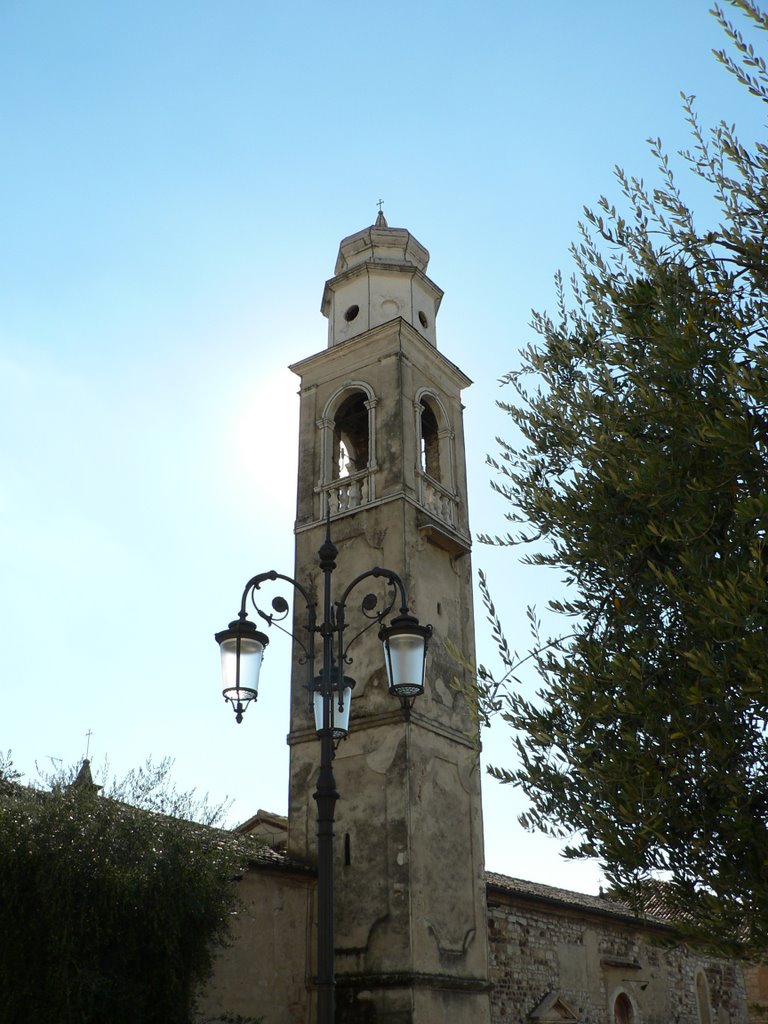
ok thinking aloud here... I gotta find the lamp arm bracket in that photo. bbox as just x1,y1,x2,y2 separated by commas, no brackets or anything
239,570,317,668
336,566,409,615
335,566,412,664
239,571,315,617
255,611,310,657
339,615,384,664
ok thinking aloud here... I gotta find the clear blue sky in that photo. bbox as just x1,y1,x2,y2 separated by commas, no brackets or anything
1,1,763,892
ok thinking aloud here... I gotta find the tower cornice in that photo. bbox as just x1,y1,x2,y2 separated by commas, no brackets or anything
321,260,444,320
289,317,472,393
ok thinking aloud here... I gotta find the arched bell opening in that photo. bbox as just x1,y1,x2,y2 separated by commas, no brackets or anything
319,383,378,519
415,390,458,530
334,392,369,479
419,399,441,482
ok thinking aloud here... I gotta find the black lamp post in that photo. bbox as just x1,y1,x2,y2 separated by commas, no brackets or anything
215,522,431,1024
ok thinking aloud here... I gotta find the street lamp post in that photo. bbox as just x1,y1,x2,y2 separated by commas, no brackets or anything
215,522,431,1024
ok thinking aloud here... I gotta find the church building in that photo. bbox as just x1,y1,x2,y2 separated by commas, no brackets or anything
197,215,750,1024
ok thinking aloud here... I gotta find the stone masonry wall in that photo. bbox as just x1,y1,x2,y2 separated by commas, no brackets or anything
487,892,746,1024
744,963,768,1024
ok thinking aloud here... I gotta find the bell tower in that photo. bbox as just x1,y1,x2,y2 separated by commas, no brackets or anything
287,212,490,1023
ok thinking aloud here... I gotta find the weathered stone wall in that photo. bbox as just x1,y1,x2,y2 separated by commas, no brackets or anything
744,963,768,1024
197,866,750,1024
487,889,747,1024
195,865,314,1024
286,292,489,1024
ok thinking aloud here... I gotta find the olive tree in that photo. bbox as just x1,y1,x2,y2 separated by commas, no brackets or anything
479,0,768,952
0,755,252,1023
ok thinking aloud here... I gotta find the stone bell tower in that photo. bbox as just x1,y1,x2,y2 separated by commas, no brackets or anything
287,212,490,1023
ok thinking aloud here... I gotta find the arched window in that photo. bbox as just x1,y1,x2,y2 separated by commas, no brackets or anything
613,992,634,1024
319,384,377,517
420,399,441,481
334,393,369,478
696,971,713,1024
414,390,458,529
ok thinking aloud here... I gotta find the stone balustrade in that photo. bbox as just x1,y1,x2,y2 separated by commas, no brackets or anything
419,473,458,529
319,470,458,527
320,470,372,516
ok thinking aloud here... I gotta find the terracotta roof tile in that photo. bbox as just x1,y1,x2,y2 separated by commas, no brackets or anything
485,872,671,929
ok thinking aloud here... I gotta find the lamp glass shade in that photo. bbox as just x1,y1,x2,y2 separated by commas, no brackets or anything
380,616,431,699
215,619,269,719
312,671,355,738
219,634,264,702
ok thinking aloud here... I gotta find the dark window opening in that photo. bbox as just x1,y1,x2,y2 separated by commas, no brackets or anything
614,994,633,1024
334,393,369,478
344,833,351,866
420,399,441,481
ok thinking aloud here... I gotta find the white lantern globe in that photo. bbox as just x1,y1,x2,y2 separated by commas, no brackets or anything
379,614,431,700
312,668,356,738
215,617,269,723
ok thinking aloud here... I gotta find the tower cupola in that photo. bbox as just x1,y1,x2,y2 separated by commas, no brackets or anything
321,210,443,348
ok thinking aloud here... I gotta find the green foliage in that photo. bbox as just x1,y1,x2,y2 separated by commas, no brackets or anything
0,759,244,1024
0,749,21,785
39,754,232,826
481,1,768,953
